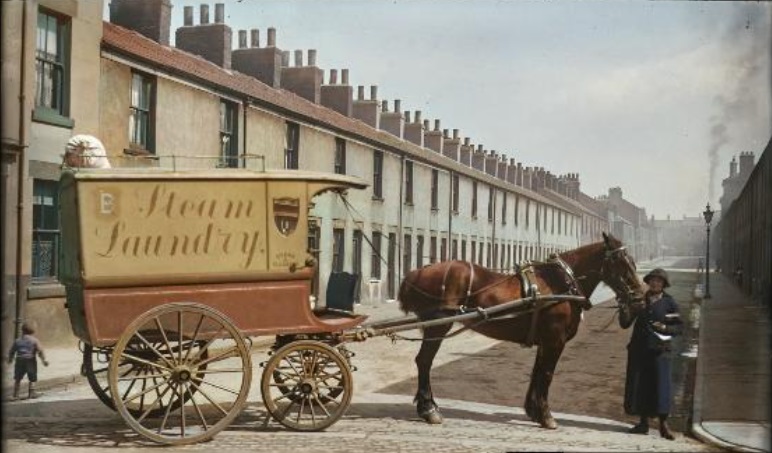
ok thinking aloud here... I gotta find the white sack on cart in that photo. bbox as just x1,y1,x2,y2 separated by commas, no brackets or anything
64,134,111,168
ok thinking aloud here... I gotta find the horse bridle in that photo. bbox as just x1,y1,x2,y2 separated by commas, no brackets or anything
601,246,642,307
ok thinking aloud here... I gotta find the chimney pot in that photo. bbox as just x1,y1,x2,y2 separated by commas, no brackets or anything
329,69,338,85
214,3,224,23
414,110,422,123
307,49,317,66
381,100,389,112
477,144,483,152
370,85,378,100
238,30,247,48
453,129,459,139
281,51,290,67
464,137,470,146
423,119,430,130
434,119,440,131
394,99,401,113
404,111,411,123
200,4,209,25
443,129,449,138
184,6,194,25
341,69,349,85
267,27,276,46
357,85,365,100
294,50,303,67
250,29,259,47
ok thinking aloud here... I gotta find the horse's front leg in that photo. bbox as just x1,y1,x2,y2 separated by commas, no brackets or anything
414,318,453,424
525,339,566,429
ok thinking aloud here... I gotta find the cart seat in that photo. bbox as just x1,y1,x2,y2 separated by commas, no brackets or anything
313,272,359,318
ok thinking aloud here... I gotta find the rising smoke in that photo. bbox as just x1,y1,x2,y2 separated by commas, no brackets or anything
707,4,771,203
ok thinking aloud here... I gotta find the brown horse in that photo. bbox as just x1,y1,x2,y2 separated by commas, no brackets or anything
397,233,645,429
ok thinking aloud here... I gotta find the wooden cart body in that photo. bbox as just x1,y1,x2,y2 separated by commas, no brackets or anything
59,168,368,347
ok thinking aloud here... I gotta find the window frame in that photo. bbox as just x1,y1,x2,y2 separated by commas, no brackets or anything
332,227,345,272
33,8,72,126
219,99,239,168
31,179,61,283
472,181,478,218
371,231,382,278
373,150,384,199
334,137,346,175
403,234,412,276
430,169,439,210
416,235,424,268
451,173,460,213
404,160,414,205
285,121,300,169
128,71,156,153
429,236,437,264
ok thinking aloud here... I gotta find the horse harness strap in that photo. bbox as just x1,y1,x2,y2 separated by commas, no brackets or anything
519,264,542,348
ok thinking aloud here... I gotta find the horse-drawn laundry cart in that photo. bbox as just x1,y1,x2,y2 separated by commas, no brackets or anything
59,167,374,443
59,167,588,445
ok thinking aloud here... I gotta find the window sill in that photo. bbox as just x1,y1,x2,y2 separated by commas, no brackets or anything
430,208,439,213
404,201,414,207
371,196,384,202
27,281,66,299
32,109,74,129
123,147,155,157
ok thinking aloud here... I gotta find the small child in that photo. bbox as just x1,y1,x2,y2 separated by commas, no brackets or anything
7,323,49,400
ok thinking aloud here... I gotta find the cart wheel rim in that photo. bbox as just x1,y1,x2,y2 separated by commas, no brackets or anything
261,340,353,431
109,303,252,445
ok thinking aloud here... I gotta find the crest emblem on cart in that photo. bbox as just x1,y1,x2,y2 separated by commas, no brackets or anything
273,197,300,236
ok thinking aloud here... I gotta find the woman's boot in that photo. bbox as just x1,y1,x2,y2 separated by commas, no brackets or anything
659,415,675,440
628,416,649,434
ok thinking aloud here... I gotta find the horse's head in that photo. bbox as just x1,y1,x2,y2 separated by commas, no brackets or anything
599,232,645,309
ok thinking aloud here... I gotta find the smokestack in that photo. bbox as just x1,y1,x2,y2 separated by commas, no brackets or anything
267,27,276,46
214,3,224,23
184,6,193,26
200,4,209,24
250,29,259,47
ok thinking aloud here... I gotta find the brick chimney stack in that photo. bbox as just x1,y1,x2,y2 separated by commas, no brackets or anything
175,3,232,69
484,151,498,177
506,158,516,184
729,156,737,178
472,145,486,172
738,151,755,177
352,85,380,128
404,110,424,146
459,137,473,167
380,99,405,138
280,49,324,103
497,154,508,181
232,27,283,87
442,128,461,161
110,0,172,46
320,69,353,116
424,119,444,153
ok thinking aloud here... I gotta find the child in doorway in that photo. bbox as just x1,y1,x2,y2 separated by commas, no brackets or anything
7,323,49,400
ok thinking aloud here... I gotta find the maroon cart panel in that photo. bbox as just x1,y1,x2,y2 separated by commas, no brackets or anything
83,280,367,347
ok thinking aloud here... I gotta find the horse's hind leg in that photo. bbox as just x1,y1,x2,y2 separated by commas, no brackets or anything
414,316,453,424
524,340,565,429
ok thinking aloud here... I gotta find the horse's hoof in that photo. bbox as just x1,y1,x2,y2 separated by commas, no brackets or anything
420,408,444,424
540,417,558,430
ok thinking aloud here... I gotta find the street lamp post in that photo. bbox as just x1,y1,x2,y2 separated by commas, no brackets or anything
702,203,714,299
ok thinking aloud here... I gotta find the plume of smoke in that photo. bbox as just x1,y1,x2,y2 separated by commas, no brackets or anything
707,4,771,203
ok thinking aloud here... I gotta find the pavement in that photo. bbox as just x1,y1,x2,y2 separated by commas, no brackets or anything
690,272,771,452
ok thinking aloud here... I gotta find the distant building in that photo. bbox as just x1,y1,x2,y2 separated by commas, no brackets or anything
652,214,713,258
597,187,657,261
720,152,755,214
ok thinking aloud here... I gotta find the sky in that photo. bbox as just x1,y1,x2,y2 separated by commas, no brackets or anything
105,0,771,219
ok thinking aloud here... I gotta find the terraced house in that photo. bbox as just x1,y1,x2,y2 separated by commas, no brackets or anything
5,0,654,349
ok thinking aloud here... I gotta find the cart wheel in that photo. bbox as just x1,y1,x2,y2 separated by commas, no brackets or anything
84,337,209,416
261,340,353,431
109,303,251,445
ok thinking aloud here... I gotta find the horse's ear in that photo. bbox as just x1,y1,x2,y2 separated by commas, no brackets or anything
602,231,609,245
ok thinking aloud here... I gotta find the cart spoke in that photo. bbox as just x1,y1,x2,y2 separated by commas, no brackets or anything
311,394,332,417
125,376,172,404
188,326,226,363
198,379,241,396
295,396,307,424
193,368,244,375
183,314,205,363
282,354,304,378
187,383,208,431
188,380,229,417
272,368,301,382
196,347,239,367
157,382,177,433
137,379,174,423
120,351,173,372
118,372,169,381
134,331,175,369
154,317,175,364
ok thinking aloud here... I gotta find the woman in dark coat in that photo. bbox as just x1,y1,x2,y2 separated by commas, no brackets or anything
619,268,683,440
